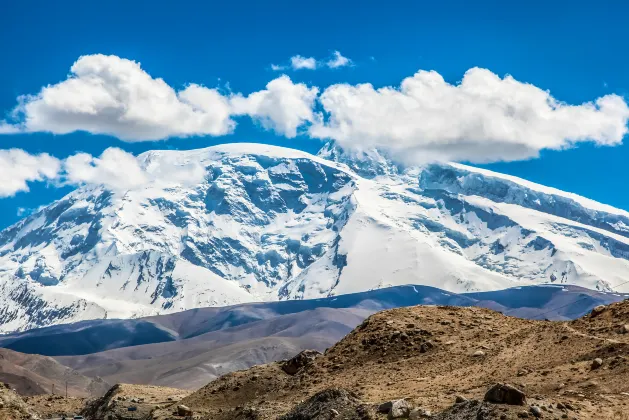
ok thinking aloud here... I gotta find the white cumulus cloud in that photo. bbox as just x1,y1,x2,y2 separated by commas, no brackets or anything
0,54,325,143
0,122,21,134
5,54,236,142
290,55,317,70
231,75,319,138
310,67,629,163
326,51,351,68
0,149,61,197
63,148,206,191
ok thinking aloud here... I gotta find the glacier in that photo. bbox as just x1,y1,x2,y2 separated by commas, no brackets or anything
1,142,629,332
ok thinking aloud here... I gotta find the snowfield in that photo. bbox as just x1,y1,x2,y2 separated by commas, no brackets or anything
1,142,629,332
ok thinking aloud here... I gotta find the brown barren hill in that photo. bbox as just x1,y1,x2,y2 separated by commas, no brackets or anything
149,302,629,420
0,347,110,397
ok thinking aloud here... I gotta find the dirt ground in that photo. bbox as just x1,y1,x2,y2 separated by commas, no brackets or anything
26,394,87,418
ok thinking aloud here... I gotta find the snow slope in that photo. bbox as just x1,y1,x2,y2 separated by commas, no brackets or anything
1,142,629,332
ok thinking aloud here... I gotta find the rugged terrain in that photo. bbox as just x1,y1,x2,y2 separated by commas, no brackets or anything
0,299,627,419
0,284,624,390
144,300,629,419
82,384,190,420
2,143,629,332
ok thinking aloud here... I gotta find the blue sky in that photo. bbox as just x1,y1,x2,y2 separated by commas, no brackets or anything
1,0,629,229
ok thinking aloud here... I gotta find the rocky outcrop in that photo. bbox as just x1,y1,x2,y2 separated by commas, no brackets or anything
280,350,322,375
483,383,526,405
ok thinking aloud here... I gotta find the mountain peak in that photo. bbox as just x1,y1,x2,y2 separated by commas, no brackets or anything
1,143,628,333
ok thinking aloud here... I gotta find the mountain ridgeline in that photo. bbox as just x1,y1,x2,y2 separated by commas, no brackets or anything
1,142,629,332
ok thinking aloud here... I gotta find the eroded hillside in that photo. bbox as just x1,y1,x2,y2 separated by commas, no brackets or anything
148,301,629,419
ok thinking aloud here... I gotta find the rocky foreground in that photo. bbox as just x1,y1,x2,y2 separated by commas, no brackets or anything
148,300,629,419
3,301,629,419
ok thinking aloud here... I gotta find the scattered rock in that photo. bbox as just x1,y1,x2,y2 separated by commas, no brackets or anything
620,324,629,334
419,341,434,353
530,405,542,417
409,407,431,419
281,349,322,375
484,383,527,405
591,358,603,369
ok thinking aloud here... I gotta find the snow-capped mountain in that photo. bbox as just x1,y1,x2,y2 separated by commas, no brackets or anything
1,142,629,332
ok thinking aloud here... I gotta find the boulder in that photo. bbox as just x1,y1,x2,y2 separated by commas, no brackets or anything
388,399,410,419
472,350,485,357
177,404,193,416
530,405,542,417
591,358,603,369
590,305,606,317
281,349,322,375
483,383,527,405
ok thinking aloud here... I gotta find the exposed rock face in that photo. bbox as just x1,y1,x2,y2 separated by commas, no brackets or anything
280,349,322,375
483,383,526,405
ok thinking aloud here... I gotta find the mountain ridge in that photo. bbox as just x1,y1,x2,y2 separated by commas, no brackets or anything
1,142,629,332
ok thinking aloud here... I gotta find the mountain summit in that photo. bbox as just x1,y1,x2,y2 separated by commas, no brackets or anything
1,143,628,332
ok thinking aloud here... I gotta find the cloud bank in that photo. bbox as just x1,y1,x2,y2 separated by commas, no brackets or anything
311,68,629,163
0,54,316,142
1,55,628,165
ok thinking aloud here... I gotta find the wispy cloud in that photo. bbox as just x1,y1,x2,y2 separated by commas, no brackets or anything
326,51,351,68
290,55,317,70
271,51,353,71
